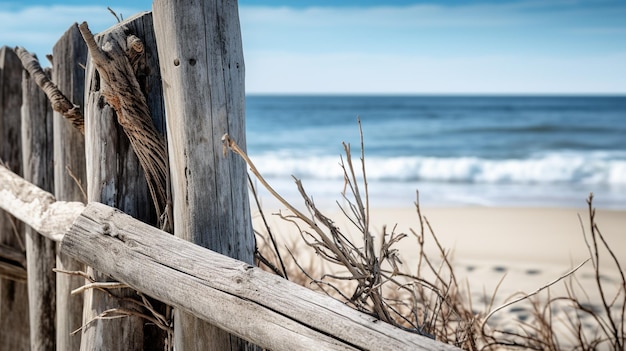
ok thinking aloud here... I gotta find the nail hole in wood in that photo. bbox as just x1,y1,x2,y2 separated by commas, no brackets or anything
189,58,196,66
173,58,180,66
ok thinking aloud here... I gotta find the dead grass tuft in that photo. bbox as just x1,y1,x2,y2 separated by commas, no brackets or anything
224,123,625,351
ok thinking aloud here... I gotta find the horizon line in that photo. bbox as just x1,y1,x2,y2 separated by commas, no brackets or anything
245,92,626,97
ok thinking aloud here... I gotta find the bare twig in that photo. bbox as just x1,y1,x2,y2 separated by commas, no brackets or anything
65,165,88,203
107,7,122,23
249,175,288,279
53,268,94,282
71,281,129,295
481,259,589,335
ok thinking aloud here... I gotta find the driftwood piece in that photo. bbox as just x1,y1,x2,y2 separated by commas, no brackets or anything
0,167,459,351
21,66,57,350
80,13,169,350
0,164,84,242
60,202,461,351
153,1,256,348
0,45,29,351
14,46,84,134
78,18,168,225
52,23,88,351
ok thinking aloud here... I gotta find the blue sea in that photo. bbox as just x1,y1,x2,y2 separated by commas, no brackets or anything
245,95,626,209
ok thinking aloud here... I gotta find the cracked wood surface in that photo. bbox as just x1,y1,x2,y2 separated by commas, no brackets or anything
61,202,461,351
153,1,256,348
0,45,29,351
52,23,88,351
0,165,84,243
80,12,168,350
21,64,57,351
78,17,168,226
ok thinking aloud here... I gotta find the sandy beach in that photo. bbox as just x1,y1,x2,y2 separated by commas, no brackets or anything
252,203,625,345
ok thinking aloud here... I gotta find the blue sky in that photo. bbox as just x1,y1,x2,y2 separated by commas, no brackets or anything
1,0,624,94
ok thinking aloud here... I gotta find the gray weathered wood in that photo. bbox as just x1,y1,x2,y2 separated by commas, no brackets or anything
21,66,56,350
61,202,461,351
81,12,168,350
0,242,27,281
0,164,84,243
0,169,459,351
78,19,168,225
0,45,29,351
152,1,255,349
0,242,26,268
51,23,88,351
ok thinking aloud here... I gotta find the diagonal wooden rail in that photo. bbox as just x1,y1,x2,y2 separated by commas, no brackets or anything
0,164,461,351
0,164,83,243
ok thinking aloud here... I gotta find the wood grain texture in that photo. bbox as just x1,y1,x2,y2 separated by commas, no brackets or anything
51,23,88,351
0,242,27,281
152,1,255,349
81,12,167,351
79,16,168,225
61,202,461,351
0,165,84,243
0,45,29,351
21,67,57,351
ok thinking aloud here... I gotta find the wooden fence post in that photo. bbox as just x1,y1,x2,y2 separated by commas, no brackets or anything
0,46,29,351
21,65,56,350
52,23,88,351
153,1,257,349
81,13,168,350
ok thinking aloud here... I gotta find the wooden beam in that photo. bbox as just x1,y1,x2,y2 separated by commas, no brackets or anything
80,12,169,350
51,23,88,351
0,45,29,350
0,164,84,243
61,202,462,351
0,167,459,350
21,60,57,351
152,1,255,349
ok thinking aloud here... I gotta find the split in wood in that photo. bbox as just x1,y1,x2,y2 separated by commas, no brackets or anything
77,21,170,231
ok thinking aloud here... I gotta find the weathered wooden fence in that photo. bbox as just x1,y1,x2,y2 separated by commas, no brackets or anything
0,2,461,351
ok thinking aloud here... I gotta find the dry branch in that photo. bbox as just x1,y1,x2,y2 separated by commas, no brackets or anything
14,46,84,133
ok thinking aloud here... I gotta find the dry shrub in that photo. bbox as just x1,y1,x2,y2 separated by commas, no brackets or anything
479,194,625,351
224,125,625,351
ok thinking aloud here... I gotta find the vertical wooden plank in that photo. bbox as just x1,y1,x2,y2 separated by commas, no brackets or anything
81,12,167,350
51,24,87,351
0,46,29,351
153,1,257,349
21,67,56,350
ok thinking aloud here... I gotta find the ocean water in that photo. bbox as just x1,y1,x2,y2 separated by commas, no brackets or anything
245,95,626,209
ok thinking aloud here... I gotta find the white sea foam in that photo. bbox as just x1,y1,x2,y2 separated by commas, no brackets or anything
250,151,626,186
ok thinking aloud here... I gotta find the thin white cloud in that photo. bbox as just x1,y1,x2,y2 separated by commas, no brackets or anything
1,2,623,93
239,1,626,93
0,5,144,57
245,50,626,94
